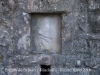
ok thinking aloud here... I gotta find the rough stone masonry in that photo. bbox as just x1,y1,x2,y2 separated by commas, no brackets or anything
0,0,100,75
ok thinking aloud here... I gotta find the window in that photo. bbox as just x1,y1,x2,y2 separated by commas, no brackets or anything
31,14,61,53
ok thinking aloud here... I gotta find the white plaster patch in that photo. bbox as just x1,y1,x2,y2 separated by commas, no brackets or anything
77,60,81,66
11,27,13,30
22,12,30,24
22,12,27,16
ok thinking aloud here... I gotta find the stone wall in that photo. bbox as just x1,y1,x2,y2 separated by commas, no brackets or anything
0,0,100,75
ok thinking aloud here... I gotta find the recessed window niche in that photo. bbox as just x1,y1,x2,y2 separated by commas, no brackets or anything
89,11,100,33
31,14,61,53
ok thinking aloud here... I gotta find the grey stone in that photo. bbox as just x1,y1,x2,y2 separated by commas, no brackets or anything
31,14,61,53
0,0,100,75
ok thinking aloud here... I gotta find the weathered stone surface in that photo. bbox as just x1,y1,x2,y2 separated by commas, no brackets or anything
0,0,100,75
88,11,100,33
88,0,100,11
85,57,100,69
87,39,100,56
